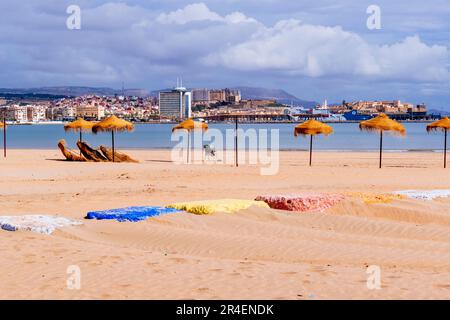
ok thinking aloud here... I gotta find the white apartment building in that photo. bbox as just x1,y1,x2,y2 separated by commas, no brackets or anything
76,104,105,120
5,105,28,122
62,106,76,119
27,105,47,122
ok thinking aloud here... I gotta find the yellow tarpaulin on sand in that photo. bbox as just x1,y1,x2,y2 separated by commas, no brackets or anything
167,199,269,215
345,192,406,204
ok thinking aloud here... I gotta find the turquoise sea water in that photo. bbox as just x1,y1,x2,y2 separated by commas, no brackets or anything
1,123,446,151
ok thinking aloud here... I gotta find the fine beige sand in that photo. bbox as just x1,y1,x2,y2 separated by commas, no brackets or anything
1,149,450,299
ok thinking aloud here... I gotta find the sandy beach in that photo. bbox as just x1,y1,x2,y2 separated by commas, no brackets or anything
1,149,450,299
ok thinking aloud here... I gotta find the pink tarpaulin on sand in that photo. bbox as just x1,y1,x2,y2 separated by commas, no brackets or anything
255,194,344,212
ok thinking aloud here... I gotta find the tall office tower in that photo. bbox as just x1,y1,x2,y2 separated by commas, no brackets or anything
159,80,192,119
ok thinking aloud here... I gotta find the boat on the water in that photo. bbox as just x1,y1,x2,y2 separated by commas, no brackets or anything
343,110,373,121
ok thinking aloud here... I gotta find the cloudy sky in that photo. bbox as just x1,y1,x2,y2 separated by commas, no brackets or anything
1,0,450,109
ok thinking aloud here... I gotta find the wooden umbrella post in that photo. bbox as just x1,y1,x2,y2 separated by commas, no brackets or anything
172,119,208,165
235,116,238,167
79,131,82,157
294,119,333,168
91,116,133,163
112,130,115,163
187,130,190,164
445,128,447,169
379,130,383,169
3,116,6,158
359,114,404,168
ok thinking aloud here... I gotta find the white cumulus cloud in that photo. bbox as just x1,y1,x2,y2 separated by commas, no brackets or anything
204,19,449,81
157,2,257,25
157,3,223,24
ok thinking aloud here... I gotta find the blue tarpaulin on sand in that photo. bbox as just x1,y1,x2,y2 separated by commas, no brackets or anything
86,206,181,222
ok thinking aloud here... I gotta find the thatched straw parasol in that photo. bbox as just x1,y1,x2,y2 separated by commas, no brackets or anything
92,115,134,162
294,119,333,166
359,113,406,168
64,118,94,145
172,118,208,163
427,117,450,168
172,118,208,132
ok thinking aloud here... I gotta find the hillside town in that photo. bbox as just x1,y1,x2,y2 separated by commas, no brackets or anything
0,86,441,124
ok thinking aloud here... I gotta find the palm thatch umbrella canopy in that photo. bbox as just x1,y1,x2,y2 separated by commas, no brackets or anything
427,117,450,168
64,118,94,143
359,113,406,168
172,119,208,163
92,115,134,162
172,118,208,132
294,119,333,166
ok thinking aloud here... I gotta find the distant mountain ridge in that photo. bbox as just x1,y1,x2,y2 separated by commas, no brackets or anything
0,86,317,107
429,109,450,116
0,87,149,97
232,86,317,107
151,86,317,107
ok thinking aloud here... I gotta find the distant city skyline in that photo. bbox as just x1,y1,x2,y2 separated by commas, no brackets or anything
1,1,450,110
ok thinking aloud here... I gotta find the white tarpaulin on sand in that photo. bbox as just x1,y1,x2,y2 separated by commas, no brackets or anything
394,190,450,201
0,215,82,235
